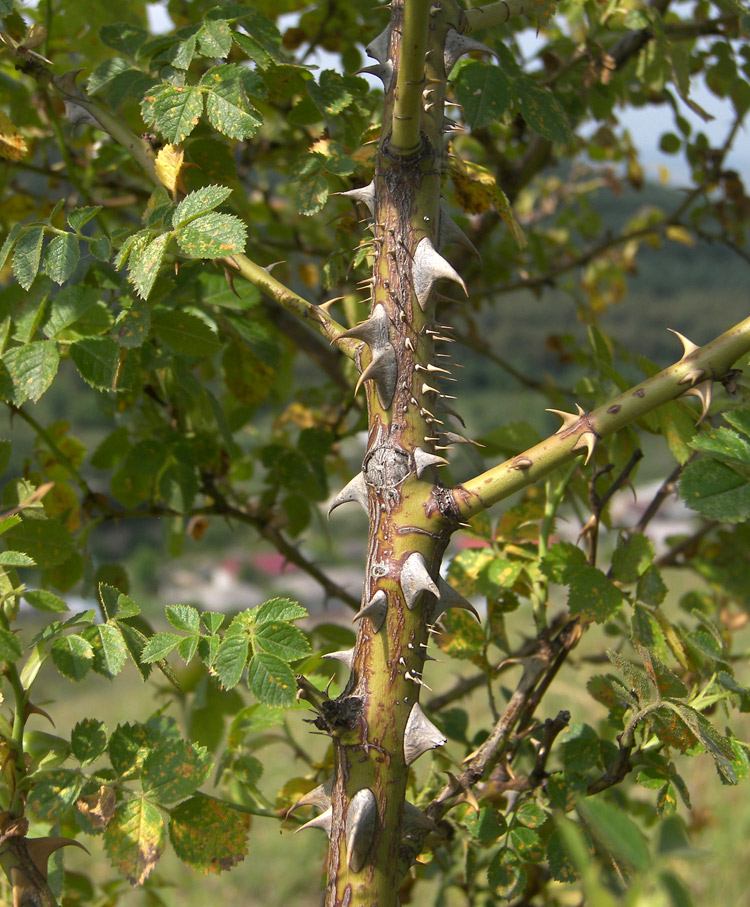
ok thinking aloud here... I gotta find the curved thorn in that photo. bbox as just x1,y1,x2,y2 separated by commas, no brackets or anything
546,404,585,433
334,182,376,215
412,237,467,310
681,381,713,424
444,29,498,73
353,589,388,633
401,552,439,610
366,26,391,64
403,703,446,765
322,648,356,669
295,807,333,836
345,788,378,873
572,430,597,465
338,303,389,347
413,446,449,478
438,206,481,261
432,577,480,622
668,328,700,360
328,472,368,518
354,345,398,408
287,780,333,817
403,801,442,836
356,61,394,91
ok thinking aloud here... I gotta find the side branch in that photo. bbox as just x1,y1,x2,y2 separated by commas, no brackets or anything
451,317,750,519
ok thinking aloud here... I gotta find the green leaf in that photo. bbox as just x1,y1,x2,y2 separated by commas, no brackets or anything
680,459,750,522
42,285,99,338
308,70,353,117
568,566,624,623
254,597,307,623
12,225,45,290
0,224,22,272
487,848,526,899
172,185,233,228
562,723,600,773
464,807,507,843
612,533,654,583
112,297,150,349
214,628,249,690
175,211,246,259
2,341,60,404
197,19,232,58
454,60,512,129
169,794,248,872
201,612,225,633
70,337,127,392
27,769,83,819
515,77,572,144
100,22,149,57
142,739,211,805
104,797,165,885
71,718,108,764
23,589,69,612
85,623,128,678
51,634,94,681
0,627,23,661
253,622,310,662
44,233,80,284
3,516,73,568
0,550,35,566
68,206,103,231
295,171,328,217
166,604,200,633
141,633,183,662
110,439,168,507
142,83,203,144
152,310,222,357
246,652,297,706
202,65,263,140
128,232,171,300
576,798,650,872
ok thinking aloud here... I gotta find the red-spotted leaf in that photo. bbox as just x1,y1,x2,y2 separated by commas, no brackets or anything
169,794,248,872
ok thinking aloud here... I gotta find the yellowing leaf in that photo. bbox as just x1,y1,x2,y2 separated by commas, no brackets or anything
0,110,29,161
665,225,695,246
450,157,527,248
155,143,186,197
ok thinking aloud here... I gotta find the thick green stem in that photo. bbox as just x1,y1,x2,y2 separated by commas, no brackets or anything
391,0,431,153
453,316,750,518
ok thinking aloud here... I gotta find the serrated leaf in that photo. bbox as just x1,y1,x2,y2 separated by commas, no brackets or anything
155,143,185,195
85,623,128,678
253,622,310,662
12,225,45,290
487,848,526,899
44,233,80,284
166,603,200,633
0,109,28,161
202,65,263,140
0,627,23,660
2,341,60,404
142,84,203,144
3,516,73,568
464,807,506,843
141,632,183,663
142,739,211,805
214,629,249,689
169,794,248,873
104,797,165,885
27,769,83,819
612,533,654,583
71,718,108,764
128,232,171,300
295,172,328,216
0,549,35,566
112,297,150,349
567,566,624,622
246,652,296,706
51,634,94,681
152,309,222,356
42,285,100,338
254,597,307,623
23,589,68,612
308,70,352,117
197,19,232,58
0,224,22,271
680,459,750,522
172,185,233,228
516,77,572,144
70,337,127,392
201,612,225,633
68,206,102,231
175,211,246,258
454,60,512,129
